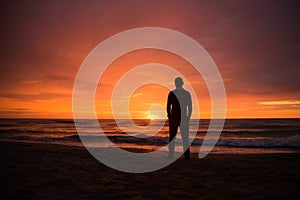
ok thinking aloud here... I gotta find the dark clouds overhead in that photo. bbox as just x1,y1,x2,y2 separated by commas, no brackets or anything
0,0,299,117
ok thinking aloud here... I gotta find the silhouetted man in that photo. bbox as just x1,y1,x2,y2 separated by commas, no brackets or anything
167,77,192,160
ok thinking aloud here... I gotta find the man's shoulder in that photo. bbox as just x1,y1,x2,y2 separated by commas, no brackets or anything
172,89,191,97
183,89,191,94
178,88,191,95
168,91,176,98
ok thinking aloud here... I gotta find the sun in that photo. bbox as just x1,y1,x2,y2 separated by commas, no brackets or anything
149,114,155,120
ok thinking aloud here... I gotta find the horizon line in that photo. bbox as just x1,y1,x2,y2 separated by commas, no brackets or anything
0,117,299,120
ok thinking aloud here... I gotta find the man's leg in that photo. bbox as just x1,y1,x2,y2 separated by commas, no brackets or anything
168,120,178,159
180,121,190,160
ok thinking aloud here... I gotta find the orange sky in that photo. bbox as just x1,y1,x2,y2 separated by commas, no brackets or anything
0,0,299,119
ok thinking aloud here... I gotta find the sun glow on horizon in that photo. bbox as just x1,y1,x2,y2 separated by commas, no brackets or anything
149,114,155,120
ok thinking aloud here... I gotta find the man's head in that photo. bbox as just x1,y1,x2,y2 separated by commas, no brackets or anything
175,77,184,88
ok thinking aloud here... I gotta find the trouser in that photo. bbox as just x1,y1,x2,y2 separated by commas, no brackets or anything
168,119,190,159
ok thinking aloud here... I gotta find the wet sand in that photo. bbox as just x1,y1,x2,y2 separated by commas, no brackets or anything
1,141,300,199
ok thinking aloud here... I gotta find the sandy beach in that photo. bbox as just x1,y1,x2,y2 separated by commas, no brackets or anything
1,141,300,199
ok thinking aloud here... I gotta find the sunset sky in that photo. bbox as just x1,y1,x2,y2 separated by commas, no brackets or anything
0,0,299,119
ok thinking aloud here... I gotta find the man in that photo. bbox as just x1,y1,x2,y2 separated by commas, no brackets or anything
167,77,192,160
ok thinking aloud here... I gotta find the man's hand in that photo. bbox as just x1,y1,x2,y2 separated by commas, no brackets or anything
186,115,191,122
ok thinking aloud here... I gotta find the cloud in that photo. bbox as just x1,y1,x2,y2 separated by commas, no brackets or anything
21,80,41,84
257,100,300,111
46,73,73,81
12,108,30,111
0,92,69,102
258,100,300,106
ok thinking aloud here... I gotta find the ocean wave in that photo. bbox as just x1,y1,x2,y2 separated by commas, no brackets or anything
106,135,300,148
3,134,300,148
1,118,300,143
215,135,300,148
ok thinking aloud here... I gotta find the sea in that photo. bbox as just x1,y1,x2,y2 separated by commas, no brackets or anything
0,118,300,154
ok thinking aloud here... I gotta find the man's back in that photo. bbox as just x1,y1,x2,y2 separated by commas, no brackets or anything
167,88,192,123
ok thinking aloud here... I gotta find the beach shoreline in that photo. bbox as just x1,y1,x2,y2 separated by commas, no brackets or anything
1,141,300,199
2,139,299,155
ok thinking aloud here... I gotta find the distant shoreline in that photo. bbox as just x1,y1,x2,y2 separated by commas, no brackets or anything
1,117,300,120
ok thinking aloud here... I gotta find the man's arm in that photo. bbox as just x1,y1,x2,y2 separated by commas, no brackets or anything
187,93,192,118
167,92,172,118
